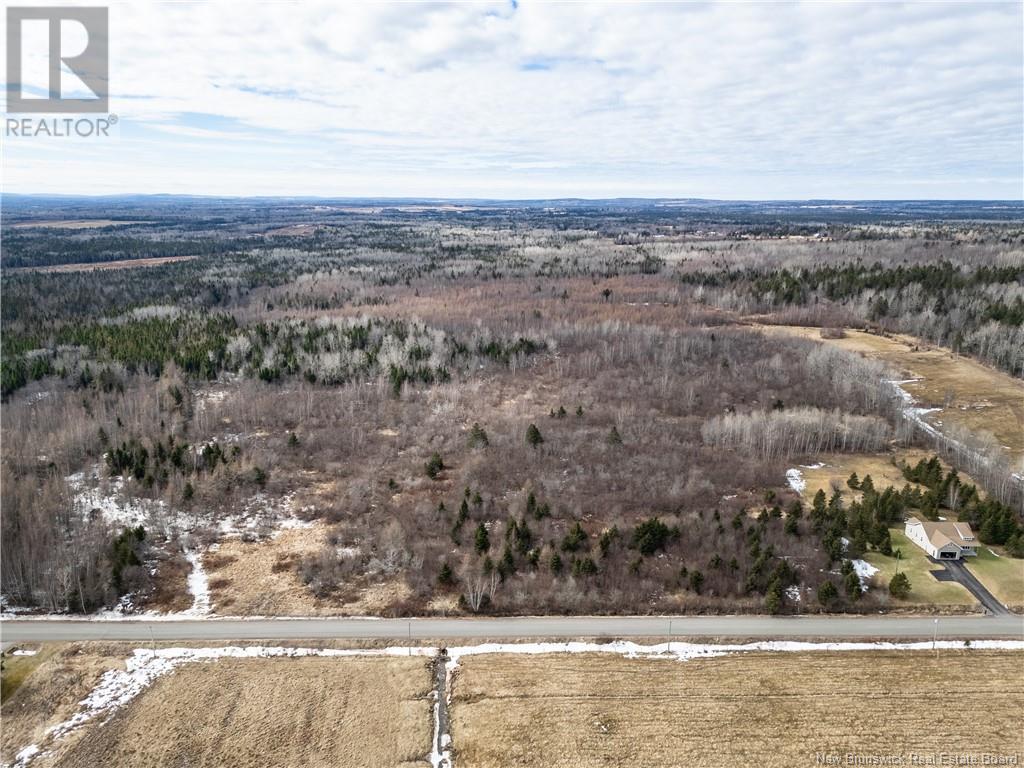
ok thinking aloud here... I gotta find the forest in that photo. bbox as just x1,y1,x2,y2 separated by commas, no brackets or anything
1,197,1021,617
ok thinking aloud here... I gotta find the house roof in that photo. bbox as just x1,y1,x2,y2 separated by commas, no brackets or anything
907,517,977,550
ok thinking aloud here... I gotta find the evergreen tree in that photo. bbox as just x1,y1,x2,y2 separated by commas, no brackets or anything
525,423,544,448
474,522,490,555
888,572,911,599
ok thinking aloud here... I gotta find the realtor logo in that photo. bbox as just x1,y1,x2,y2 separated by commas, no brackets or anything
6,6,109,113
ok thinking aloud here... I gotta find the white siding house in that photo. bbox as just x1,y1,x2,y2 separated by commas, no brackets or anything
905,517,978,560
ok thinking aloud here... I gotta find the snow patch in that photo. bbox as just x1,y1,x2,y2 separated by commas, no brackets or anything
785,585,802,603
785,469,806,493
851,559,879,592
11,649,38,656
183,550,211,616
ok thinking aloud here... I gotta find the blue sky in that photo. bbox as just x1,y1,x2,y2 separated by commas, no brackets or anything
3,1,1022,199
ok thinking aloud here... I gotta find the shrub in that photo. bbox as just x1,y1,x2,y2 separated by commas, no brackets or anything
425,452,444,479
888,571,911,599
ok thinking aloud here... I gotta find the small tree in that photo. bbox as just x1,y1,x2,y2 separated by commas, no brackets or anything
549,551,563,574
474,522,490,555
607,425,623,446
525,423,544,449
468,422,489,448
438,562,455,587
846,472,860,490
844,571,863,601
817,580,838,607
425,452,444,480
688,570,705,595
288,432,300,448
888,572,911,599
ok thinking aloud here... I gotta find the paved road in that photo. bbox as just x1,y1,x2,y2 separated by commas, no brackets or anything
2,614,1022,643
941,559,1010,616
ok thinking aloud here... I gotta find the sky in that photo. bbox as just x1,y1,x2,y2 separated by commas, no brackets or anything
2,1,1022,199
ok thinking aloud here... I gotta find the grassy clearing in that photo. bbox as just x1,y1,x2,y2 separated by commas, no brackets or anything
52,656,432,768
863,530,975,607
792,449,946,503
0,644,58,703
965,545,1024,610
758,326,1024,466
451,650,1024,768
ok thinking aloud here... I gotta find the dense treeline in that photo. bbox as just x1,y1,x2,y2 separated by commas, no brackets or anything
682,259,1024,376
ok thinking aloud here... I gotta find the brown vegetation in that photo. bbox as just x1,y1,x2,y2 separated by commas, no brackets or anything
451,650,1024,767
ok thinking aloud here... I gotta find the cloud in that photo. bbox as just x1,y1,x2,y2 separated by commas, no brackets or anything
3,0,1021,198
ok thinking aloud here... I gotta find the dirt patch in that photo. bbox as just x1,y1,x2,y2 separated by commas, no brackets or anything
451,650,1024,767
50,656,432,768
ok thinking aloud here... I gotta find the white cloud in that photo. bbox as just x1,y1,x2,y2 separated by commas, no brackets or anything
3,0,1021,198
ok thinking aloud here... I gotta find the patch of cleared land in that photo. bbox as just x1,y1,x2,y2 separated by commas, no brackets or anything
863,530,975,608
758,325,1024,466
789,449,951,503
205,524,412,616
10,220,143,229
965,545,1024,611
44,656,431,768
7,255,197,274
451,650,1024,768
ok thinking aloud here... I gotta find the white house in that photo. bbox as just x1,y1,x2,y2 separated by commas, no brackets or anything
904,517,978,560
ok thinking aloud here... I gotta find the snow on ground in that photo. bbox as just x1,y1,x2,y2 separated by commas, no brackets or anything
784,585,802,603
8,640,1023,768
183,551,211,616
851,559,880,591
66,467,165,530
11,649,37,656
785,462,826,494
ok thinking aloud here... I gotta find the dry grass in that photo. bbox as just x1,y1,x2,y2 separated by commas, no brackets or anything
758,326,1024,465
51,656,432,768
793,449,945,503
0,644,127,765
965,545,1024,611
9,220,142,229
6,255,197,273
451,650,1024,768
205,525,412,615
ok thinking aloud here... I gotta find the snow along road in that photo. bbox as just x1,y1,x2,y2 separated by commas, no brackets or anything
2,614,1022,643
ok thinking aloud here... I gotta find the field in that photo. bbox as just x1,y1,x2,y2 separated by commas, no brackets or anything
6,255,197,274
965,546,1024,611
9,220,143,229
0,643,128,764
758,325,1024,466
450,650,1024,768
1,648,432,768
789,449,945,502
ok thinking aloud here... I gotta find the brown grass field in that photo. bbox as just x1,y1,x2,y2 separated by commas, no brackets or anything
9,219,143,229
43,656,431,768
1,643,128,765
6,255,197,274
757,325,1024,466
450,650,1024,768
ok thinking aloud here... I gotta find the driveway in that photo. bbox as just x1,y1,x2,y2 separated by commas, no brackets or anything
934,558,1010,616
